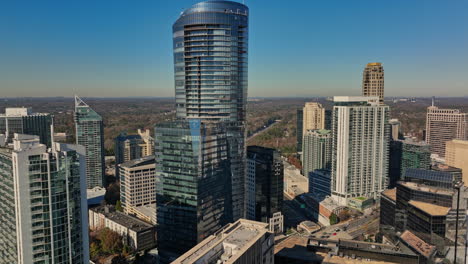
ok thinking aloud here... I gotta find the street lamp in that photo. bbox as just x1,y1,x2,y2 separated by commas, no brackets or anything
453,180,464,264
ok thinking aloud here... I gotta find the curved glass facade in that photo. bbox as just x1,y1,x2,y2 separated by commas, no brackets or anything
173,1,248,122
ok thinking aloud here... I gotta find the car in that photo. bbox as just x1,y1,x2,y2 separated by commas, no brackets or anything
332,233,337,236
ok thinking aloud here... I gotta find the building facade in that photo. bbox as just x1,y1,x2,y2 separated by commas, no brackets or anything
0,107,52,147
74,96,105,188
296,109,303,152
0,134,89,264
172,219,274,264
302,102,326,136
246,146,283,233
331,96,390,206
308,169,331,197
114,129,154,166
389,119,402,141
119,155,156,221
173,0,249,222
155,119,232,262
445,139,468,186
362,62,384,104
302,129,331,176
425,105,468,158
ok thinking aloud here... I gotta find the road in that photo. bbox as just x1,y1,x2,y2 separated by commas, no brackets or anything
247,120,280,141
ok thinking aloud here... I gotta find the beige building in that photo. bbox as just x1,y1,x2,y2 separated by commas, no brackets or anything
302,102,325,136
119,155,156,223
426,105,467,157
89,205,156,251
362,62,385,104
172,219,274,264
115,129,155,169
445,139,468,185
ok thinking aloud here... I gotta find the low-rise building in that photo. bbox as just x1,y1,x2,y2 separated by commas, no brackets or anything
89,206,156,251
347,197,374,212
400,230,437,264
172,219,274,264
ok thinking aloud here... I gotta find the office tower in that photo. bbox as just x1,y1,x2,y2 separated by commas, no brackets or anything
389,119,402,140
0,107,52,147
388,139,432,187
246,146,284,234
296,109,303,152
426,104,468,157
172,219,274,264
173,0,249,221
119,156,156,220
331,96,389,206
394,168,467,244
445,139,468,185
302,129,332,177
302,102,326,136
362,62,384,104
74,96,105,188
155,119,232,262
0,134,89,263
114,129,155,177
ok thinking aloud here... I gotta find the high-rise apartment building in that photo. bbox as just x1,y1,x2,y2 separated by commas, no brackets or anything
173,0,249,221
426,104,468,158
246,146,284,234
173,219,274,264
119,155,156,221
0,107,52,147
74,96,105,188
155,119,232,262
302,129,332,177
445,139,468,185
362,62,384,104
331,96,389,206
0,134,89,264
296,109,303,152
302,102,326,136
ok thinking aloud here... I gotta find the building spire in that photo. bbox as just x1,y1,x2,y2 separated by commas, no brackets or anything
74,95,88,108
431,96,435,107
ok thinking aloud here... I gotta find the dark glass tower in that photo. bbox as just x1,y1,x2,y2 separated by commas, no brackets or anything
172,0,249,221
155,119,231,262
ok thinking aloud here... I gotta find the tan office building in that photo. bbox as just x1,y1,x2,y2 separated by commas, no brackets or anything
445,139,468,185
362,62,384,104
302,102,325,136
426,106,468,157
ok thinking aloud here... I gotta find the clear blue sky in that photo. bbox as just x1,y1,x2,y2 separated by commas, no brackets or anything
1,0,467,97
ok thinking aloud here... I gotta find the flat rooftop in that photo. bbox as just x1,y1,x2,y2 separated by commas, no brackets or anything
119,155,155,169
382,188,396,202
173,219,269,264
400,230,436,258
91,206,154,232
322,255,401,264
398,181,453,196
408,200,450,216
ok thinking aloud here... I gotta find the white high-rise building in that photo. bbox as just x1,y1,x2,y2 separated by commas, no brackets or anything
0,134,89,264
331,96,390,206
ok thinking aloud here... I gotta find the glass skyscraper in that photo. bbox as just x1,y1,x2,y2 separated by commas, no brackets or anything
172,0,249,221
74,96,105,188
0,134,89,264
155,119,231,262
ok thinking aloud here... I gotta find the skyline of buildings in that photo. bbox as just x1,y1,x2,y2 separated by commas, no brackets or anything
1,0,468,263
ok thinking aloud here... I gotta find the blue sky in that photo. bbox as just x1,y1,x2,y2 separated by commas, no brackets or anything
1,0,467,97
